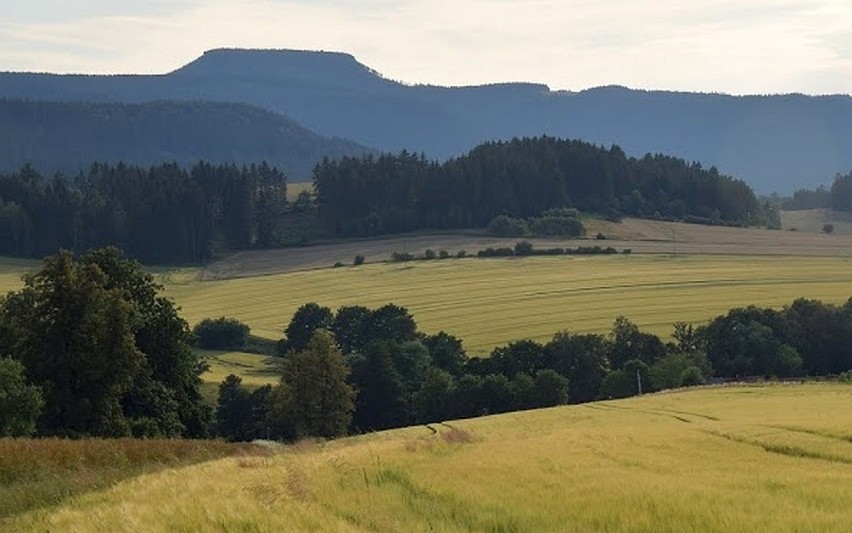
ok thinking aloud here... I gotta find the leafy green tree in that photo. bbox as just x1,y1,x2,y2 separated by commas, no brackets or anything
609,316,666,368
0,250,142,436
349,342,408,431
481,373,514,414
510,373,535,410
598,360,651,399
331,305,371,354
83,247,211,437
490,339,546,377
216,374,254,442
423,331,467,376
531,370,568,408
283,303,333,354
452,374,484,419
545,332,609,403
281,329,354,438
364,304,417,343
0,357,43,437
413,368,455,423
193,317,250,350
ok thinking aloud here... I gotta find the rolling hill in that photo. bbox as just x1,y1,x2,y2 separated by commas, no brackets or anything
0,99,371,179
9,384,852,532
2,48,852,191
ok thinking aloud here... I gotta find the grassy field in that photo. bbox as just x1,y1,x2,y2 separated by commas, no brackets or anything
199,350,281,401
10,383,852,532
781,208,852,235
170,254,852,355
0,254,850,356
0,438,261,526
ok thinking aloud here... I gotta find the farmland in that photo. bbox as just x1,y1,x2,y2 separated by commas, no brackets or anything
0,251,850,357
10,383,852,532
173,254,852,355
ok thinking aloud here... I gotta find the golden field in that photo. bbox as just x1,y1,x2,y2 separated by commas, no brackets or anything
0,254,850,355
9,383,852,532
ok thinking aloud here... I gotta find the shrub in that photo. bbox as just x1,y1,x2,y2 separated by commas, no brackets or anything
486,215,528,237
333,261,345,268
353,254,365,266
391,252,414,262
193,317,251,350
514,240,534,256
822,223,835,234
456,250,467,258
424,249,437,260
596,232,606,240
438,250,450,259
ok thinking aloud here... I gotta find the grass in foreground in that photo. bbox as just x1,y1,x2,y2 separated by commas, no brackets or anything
0,438,261,524
11,383,852,532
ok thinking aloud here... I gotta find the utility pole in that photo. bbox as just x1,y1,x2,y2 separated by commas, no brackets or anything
636,369,643,395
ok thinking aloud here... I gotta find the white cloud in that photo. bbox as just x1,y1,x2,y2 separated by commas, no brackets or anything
0,0,850,94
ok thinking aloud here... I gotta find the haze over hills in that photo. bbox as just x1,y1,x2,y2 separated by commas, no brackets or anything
2,48,852,191
0,99,371,180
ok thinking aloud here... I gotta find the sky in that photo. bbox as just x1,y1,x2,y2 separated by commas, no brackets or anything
1,0,851,95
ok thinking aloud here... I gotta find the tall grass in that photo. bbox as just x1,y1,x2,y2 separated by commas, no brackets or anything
11,384,852,532
0,438,259,521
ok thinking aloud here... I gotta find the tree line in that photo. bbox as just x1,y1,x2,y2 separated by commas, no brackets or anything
213,296,852,442
0,162,286,264
782,169,852,212
313,137,772,237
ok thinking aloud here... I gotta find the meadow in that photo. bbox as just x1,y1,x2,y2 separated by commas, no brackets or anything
0,438,261,526
0,254,850,356
170,254,852,355
10,383,852,532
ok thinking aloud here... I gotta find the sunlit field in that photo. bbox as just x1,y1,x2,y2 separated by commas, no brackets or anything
11,384,852,532
168,254,852,354
0,254,850,355
198,350,281,402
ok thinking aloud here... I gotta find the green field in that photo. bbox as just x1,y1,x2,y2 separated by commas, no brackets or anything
1,254,850,355
169,254,852,354
198,350,281,401
10,383,852,532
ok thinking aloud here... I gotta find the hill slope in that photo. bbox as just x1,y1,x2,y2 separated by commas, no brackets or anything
2,48,852,191
11,384,852,532
0,99,371,179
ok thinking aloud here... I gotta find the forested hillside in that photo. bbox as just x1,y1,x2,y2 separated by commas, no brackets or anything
3,48,852,191
0,100,370,179
0,162,286,263
314,137,771,236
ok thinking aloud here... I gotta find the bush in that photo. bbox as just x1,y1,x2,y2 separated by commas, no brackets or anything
0,357,42,437
487,215,528,237
514,240,534,256
456,250,467,258
822,223,835,234
595,232,606,240
333,261,345,268
193,317,251,350
438,250,450,259
424,249,437,260
477,247,515,258
353,254,365,265
391,251,414,262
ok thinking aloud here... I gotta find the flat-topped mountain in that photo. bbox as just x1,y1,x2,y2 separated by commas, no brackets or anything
2,48,852,191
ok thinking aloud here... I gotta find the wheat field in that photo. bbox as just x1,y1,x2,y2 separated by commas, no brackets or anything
0,254,850,355
11,383,852,532
165,255,852,354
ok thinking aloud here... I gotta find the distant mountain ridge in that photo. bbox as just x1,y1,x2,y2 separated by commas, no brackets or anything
2,48,852,192
0,99,371,179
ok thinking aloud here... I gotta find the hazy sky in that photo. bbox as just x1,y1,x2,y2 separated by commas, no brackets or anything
1,0,851,95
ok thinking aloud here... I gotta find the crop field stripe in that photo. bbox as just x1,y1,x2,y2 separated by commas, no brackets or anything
0,254,849,355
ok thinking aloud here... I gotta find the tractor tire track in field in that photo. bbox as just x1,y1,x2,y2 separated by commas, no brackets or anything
703,429,852,466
